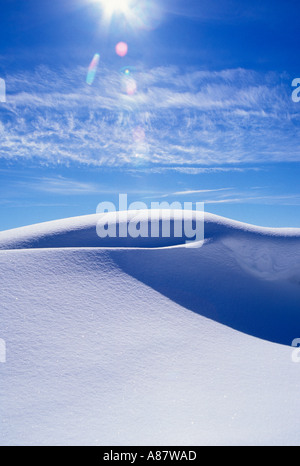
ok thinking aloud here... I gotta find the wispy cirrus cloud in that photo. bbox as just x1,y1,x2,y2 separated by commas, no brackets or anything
0,65,299,169
127,166,262,175
144,183,300,206
203,194,300,206
17,176,100,195
161,187,233,197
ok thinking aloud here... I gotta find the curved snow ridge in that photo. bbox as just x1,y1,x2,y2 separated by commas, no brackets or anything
0,210,299,250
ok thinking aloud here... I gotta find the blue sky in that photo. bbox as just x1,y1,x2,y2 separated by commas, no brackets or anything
0,0,300,230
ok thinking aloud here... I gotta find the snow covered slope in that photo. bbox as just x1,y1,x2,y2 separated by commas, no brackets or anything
0,211,300,446
0,210,299,249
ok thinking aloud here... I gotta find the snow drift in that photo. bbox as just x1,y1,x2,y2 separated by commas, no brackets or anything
1,211,300,446
0,210,299,250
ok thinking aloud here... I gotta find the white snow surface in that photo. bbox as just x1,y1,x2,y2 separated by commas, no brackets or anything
1,210,300,446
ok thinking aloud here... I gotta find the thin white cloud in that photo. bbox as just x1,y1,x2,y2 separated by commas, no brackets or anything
142,190,300,206
162,188,233,197
17,176,100,195
144,190,300,206
204,194,300,206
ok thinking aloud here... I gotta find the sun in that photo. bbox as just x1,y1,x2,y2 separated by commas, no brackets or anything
94,0,160,31
98,0,132,20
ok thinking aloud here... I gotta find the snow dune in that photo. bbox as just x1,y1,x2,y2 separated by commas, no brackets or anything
1,211,300,446
0,210,299,250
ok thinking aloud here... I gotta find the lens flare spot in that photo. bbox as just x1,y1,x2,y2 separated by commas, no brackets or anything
120,66,137,95
120,66,136,78
86,53,100,85
116,42,128,57
125,77,137,95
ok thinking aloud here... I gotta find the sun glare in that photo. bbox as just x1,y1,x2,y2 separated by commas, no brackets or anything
94,0,161,31
99,0,131,18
